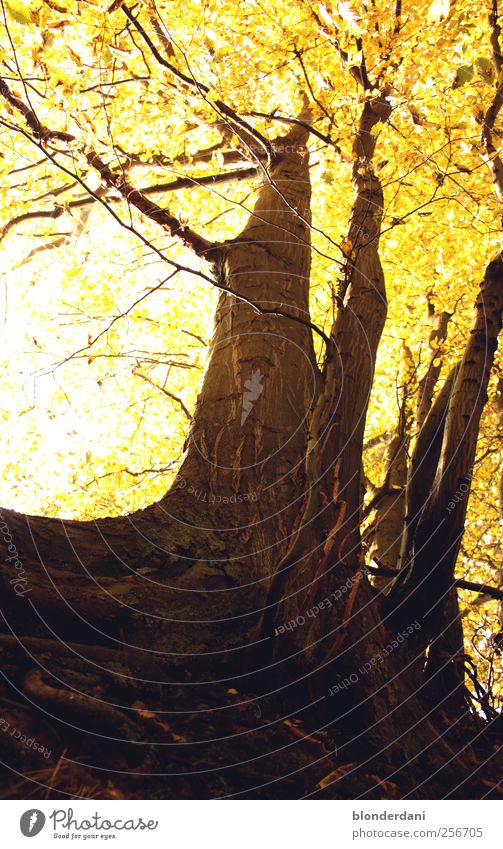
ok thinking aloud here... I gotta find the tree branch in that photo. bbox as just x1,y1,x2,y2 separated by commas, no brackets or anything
86,151,216,257
490,0,503,74
386,254,503,634
246,109,343,155
0,77,332,348
133,368,192,420
399,363,460,573
316,96,392,558
415,305,451,431
307,4,372,90
0,77,74,142
0,167,257,242
369,561,503,602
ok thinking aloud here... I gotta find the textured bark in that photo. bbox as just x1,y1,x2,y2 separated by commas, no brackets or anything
398,364,460,581
167,120,317,582
368,342,415,591
424,588,466,715
251,99,458,766
264,98,393,634
367,437,407,591
320,97,391,557
0,123,318,680
497,378,503,633
275,96,393,617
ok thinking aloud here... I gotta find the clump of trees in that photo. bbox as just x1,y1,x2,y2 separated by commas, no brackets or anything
0,0,501,799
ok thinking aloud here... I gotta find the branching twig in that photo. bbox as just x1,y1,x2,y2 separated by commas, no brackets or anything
0,167,257,242
1,78,334,351
133,367,192,420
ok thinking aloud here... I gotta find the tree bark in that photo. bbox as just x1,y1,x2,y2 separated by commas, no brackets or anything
165,120,317,583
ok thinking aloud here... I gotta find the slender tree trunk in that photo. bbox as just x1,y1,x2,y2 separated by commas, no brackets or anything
387,255,503,637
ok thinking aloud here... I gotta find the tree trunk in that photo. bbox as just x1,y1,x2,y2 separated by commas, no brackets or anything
165,120,317,583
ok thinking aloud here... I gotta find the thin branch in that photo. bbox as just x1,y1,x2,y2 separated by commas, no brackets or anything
246,109,343,155
0,74,215,258
1,82,333,350
306,3,372,90
80,75,150,93
368,561,503,601
363,430,389,452
138,166,257,195
0,167,257,241
1,206,65,239
394,0,402,34
293,46,334,125
133,368,192,420
482,2,503,199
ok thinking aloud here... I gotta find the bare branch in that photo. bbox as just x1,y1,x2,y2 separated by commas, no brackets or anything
133,368,192,420
0,167,257,242
306,3,372,90
0,85,332,349
482,3,503,199
369,561,503,602
246,109,343,155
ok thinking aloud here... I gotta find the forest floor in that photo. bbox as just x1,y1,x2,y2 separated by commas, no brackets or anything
0,655,501,800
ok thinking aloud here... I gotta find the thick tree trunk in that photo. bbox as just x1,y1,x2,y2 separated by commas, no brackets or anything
165,121,317,582
246,99,468,770
0,122,318,681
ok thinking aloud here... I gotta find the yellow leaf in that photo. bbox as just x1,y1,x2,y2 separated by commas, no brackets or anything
338,1,362,35
5,0,33,25
341,238,353,257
